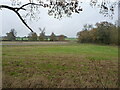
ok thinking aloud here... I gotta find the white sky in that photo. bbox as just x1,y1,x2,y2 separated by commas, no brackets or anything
0,0,118,37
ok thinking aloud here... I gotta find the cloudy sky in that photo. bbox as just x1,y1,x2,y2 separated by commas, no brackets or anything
0,0,118,37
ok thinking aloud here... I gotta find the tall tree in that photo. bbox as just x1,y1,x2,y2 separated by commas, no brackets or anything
50,32,56,41
6,29,17,41
83,24,93,31
95,21,115,44
28,32,37,41
77,21,118,45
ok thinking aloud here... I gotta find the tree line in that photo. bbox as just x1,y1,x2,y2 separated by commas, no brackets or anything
77,21,119,45
3,28,67,41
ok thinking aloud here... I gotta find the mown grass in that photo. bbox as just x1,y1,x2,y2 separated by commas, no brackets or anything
2,43,118,88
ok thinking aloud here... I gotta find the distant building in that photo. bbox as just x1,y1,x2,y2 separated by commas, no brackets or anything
56,35,67,41
45,35,67,41
1,36,9,41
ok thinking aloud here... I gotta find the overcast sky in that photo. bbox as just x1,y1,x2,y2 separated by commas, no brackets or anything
0,0,118,37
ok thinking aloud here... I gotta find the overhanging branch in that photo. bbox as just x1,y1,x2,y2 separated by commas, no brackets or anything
0,3,44,32
17,3,44,11
15,11,33,32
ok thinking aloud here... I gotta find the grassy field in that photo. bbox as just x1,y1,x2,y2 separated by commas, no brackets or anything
2,43,118,88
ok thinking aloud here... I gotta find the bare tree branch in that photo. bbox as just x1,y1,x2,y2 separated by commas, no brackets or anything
17,3,44,11
0,5,34,32
15,11,34,32
0,3,46,32
0,0,117,32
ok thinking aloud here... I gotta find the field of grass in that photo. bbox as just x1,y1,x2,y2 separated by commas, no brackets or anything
2,43,118,88
65,38,77,41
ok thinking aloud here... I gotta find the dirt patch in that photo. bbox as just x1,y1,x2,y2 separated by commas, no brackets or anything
2,41,69,45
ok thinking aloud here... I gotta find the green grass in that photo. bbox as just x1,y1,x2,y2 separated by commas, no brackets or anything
65,38,77,41
2,43,118,88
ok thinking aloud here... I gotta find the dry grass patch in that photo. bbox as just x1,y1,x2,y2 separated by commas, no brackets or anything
2,44,118,88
